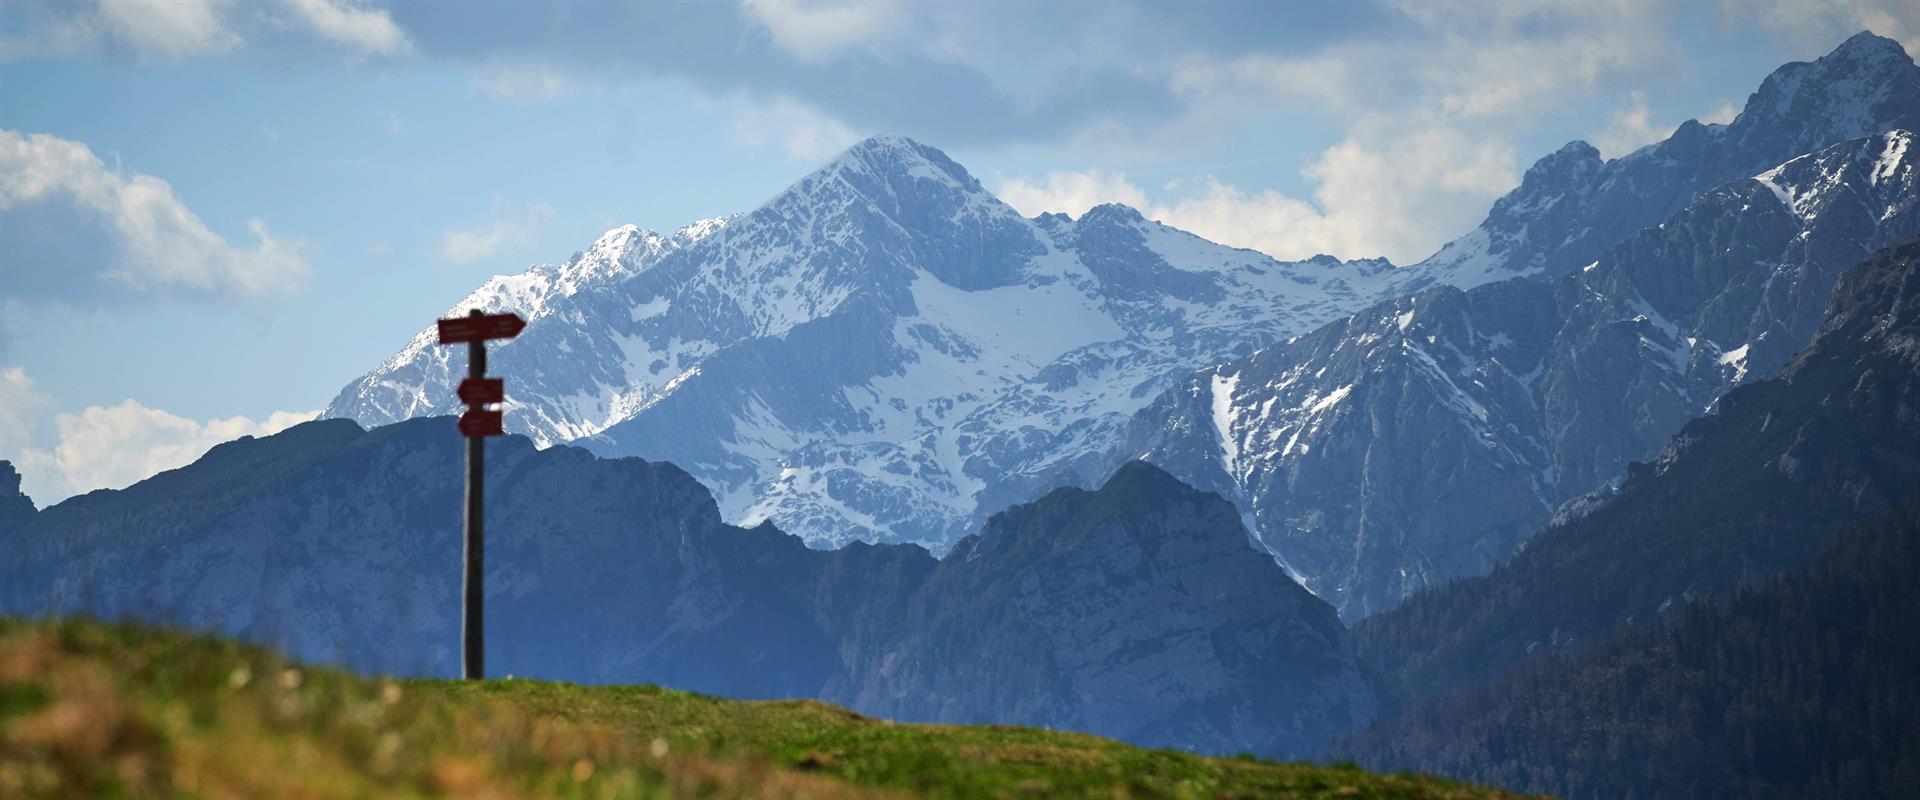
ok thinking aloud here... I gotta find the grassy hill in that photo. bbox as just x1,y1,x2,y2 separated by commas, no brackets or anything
0,619,1528,799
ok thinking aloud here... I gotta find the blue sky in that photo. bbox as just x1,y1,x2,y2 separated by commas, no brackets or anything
2,0,1916,503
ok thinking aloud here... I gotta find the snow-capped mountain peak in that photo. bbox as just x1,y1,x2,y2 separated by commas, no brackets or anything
327,35,1920,561
327,137,1411,551
1117,128,1920,620
559,218,735,290
1730,31,1918,160
326,216,726,431
1406,31,1920,289
777,134,1013,233
823,134,981,189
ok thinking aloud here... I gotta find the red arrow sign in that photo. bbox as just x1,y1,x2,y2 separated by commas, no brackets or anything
438,313,526,344
458,377,505,406
458,409,503,438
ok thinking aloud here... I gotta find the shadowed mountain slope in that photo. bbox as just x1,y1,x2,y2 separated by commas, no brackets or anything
1352,236,1920,706
1337,490,1920,799
0,419,1372,756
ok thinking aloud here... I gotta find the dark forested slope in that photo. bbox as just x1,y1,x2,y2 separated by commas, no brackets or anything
1354,237,1920,703
1338,491,1920,799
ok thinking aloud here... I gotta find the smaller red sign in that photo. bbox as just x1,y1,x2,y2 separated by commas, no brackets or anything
458,409,504,438
458,377,505,406
438,313,527,344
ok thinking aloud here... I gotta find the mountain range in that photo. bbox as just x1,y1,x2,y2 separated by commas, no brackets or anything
1339,236,1920,797
11,231,1919,772
327,35,1920,627
1356,234,1920,699
1408,30,1920,288
1110,33,1920,619
1118,126,1920,619
325,139,1405,555
0,423,1373,757
13,27,1920,798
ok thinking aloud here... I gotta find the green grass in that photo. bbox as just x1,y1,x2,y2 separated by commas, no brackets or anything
0,618,1533,799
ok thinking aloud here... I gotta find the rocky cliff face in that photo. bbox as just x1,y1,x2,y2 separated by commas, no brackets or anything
1117,130,1920,620
0,462,33,531
0,419,1373,756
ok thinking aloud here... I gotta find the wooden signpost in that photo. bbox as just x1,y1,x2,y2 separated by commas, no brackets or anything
436,309,525,680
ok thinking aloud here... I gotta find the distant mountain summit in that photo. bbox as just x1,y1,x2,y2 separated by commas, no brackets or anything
327,135,1406,551
330,216,733,434
1409,30,1920,288
1120,128,1920,620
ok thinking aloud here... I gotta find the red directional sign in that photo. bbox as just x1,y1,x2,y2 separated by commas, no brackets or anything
458,409,503,438
458,377,505,405
437,313,526,344
438,309,518,678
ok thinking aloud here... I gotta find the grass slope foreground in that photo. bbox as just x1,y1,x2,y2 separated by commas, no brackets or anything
0,621,1528,800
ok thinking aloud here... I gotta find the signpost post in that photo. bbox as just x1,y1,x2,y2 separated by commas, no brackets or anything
436,309,525,680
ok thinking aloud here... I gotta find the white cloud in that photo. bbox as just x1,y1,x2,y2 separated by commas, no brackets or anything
474,63,572,102
95,0,240,60
1401,1,1675,120
0,368,53,463
0,0,238,62
1151,179,1351,258
1,376,318,505
0,129,309,300
738,0,906,62
731,96,863,160
0,0,416,62
1170,2,1673,128
1737,0,1920,60
436,201,553,265
30,402,318,501
995,170,1149,218
1295,121,1518,261
996,122,1516,264
285,0,414,58
0,367,314,505
737,1,1193,112
1168,51,1384,122
1594,92,1745,159
1593,91,1666,159
1129,1,1672,262
1700,101,1741,126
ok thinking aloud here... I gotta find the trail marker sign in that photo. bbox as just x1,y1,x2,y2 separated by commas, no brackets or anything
436,309,524,680
458,378,506,405
458,409,504,437
437,313,526,344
